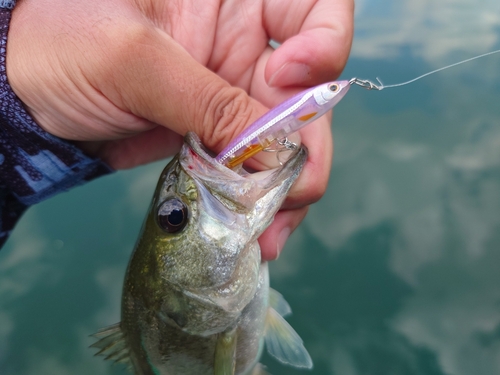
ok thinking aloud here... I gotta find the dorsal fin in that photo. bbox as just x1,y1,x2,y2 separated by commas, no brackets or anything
90,323,131,367
264,307,313,369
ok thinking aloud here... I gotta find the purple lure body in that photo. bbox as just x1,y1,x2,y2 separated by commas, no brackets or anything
216,80,350,167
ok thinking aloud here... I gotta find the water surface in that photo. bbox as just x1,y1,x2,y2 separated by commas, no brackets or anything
2,1,500,374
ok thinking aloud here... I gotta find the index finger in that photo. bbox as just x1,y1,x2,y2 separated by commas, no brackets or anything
263,0,354,87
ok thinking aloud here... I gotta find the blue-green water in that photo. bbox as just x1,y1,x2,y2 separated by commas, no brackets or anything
2,1,500,374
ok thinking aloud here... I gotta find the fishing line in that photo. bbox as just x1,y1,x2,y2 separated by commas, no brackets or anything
217,48,500,167
350,48,500,91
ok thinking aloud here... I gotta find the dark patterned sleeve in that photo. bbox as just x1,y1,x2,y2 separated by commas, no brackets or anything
0,4,113,248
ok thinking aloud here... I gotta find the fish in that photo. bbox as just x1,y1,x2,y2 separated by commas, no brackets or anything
91,132,312,375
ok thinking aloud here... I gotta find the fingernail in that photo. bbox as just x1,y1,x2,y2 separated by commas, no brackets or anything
276,227,291,259
268,62,311,87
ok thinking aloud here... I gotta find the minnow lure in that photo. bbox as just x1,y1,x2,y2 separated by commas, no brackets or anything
216,49,500,168
215,80,350,168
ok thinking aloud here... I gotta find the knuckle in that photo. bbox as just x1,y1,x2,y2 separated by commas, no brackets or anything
198,86,256,152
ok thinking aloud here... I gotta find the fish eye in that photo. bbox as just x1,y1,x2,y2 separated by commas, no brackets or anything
328,83,339,92
157,198,188,233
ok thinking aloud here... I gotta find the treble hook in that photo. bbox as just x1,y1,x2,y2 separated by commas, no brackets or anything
349,77,384,91
263,137,298,166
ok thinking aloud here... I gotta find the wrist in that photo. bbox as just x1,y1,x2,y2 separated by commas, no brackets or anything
0,6,113,248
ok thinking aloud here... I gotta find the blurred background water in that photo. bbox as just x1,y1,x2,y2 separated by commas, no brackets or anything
2,0,500,374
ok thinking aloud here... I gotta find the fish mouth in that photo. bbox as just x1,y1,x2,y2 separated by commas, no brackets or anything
179,132,308,214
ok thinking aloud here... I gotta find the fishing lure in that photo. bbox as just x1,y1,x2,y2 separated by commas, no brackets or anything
215,80,351,168
216,49,500,168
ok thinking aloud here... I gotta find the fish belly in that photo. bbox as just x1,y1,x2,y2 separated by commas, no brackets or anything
122,263,269,375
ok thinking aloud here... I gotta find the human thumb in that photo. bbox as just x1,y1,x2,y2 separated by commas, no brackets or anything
89,24,269,154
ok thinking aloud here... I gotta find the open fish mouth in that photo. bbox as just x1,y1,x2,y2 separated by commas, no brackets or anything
179,132,308,215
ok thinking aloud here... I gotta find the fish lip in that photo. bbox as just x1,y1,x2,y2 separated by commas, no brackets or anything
182,132,307,179
179,132,308,211
182,132,244,176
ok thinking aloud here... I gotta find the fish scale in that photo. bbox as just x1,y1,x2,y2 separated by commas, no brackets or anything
91,132,313,374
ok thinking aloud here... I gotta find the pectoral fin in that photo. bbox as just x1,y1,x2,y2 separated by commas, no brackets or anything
268,288,292,317
264,308,313,369
250,363,272,375
90,323,131,367
214,327,237,375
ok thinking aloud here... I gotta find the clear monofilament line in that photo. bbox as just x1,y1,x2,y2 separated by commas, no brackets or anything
377,49,500,90
351,49,500,91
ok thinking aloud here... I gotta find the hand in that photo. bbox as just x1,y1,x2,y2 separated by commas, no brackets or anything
7,0,354,260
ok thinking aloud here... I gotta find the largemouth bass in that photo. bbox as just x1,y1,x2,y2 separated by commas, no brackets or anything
91,132,312,375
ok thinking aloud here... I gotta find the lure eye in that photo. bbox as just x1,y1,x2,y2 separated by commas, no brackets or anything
328,83,339,92
157,198,189,233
